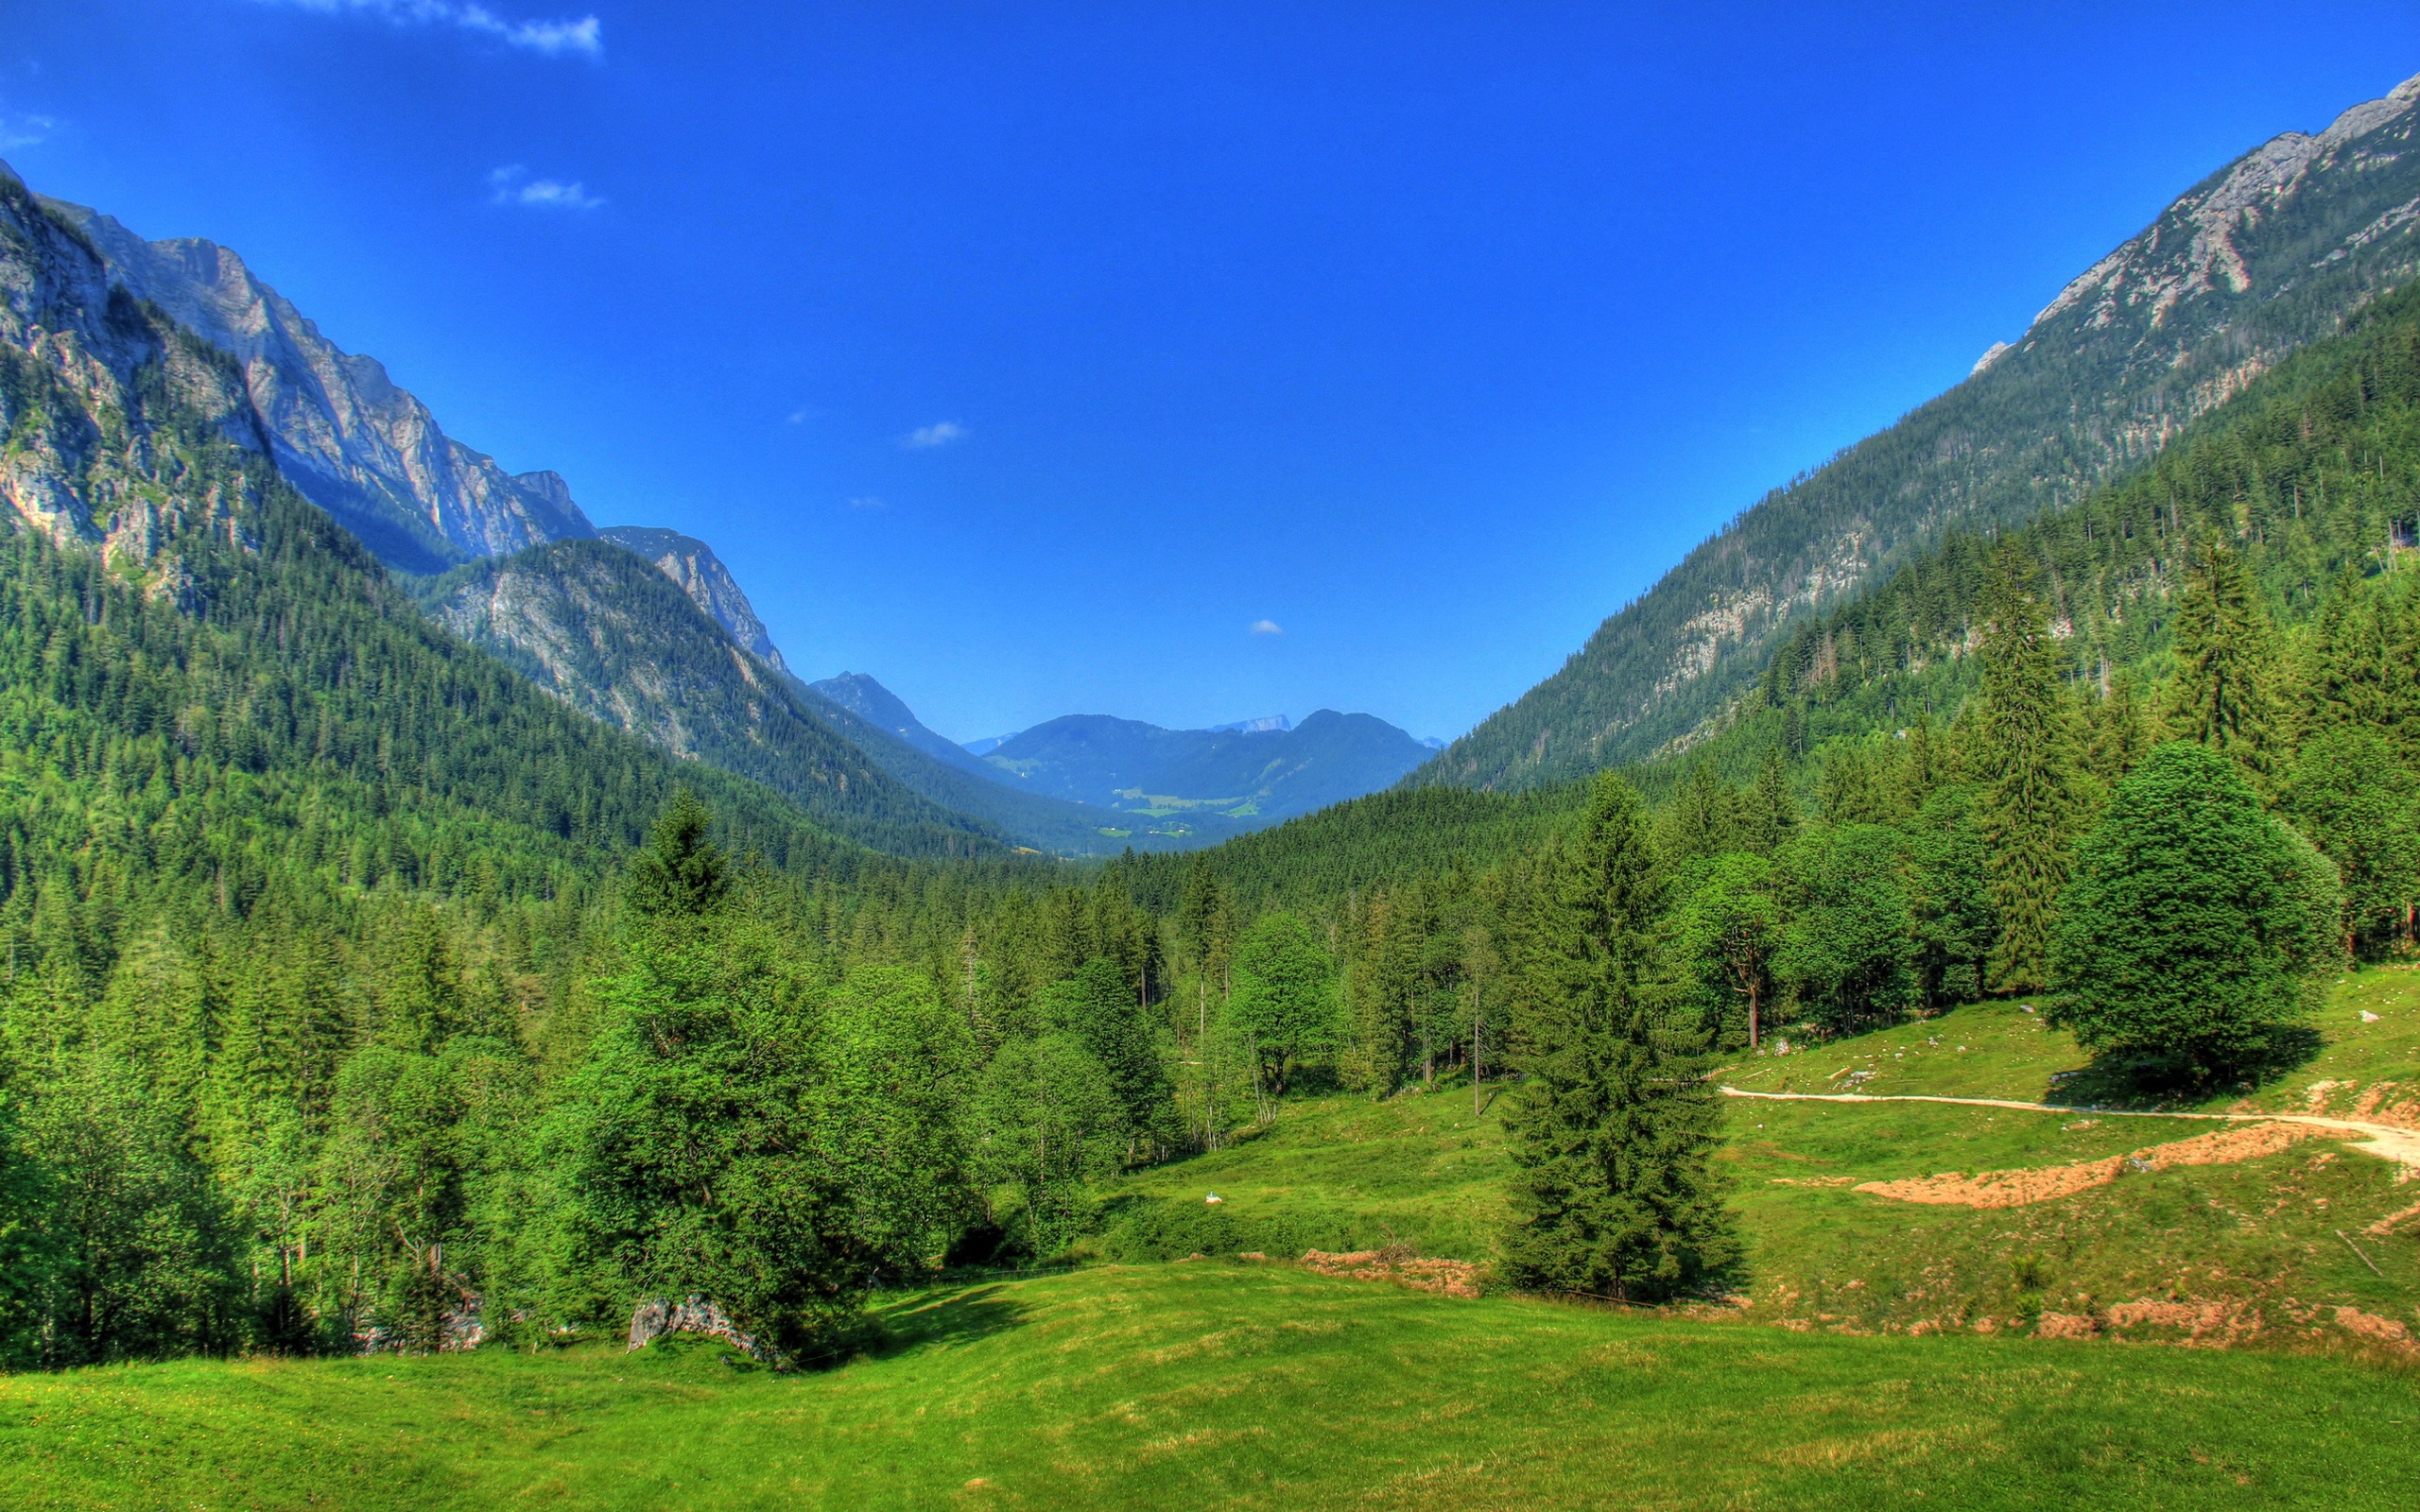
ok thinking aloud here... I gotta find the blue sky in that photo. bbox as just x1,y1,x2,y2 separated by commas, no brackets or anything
5,3,2418,743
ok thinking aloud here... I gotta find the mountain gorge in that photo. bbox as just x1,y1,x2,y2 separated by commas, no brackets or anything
1425,71,2420,792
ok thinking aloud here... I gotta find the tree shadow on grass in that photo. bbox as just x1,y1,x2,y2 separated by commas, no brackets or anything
860,1284,1030,1361
2045,1026,2326,1111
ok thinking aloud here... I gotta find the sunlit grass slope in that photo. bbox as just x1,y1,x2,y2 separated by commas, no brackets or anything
1115,970,2420,1339
7,1263,2417,1512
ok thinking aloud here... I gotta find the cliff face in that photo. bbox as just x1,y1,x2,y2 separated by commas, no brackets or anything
1427,70,2420,790
32,182,596,573
0,164,270,593
597,526,787,672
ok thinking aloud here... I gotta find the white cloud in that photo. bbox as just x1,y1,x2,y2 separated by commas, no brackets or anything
847,496,888,510
487,164,603,210
266,1,602,59
0,112,56,151
1249,619,1284,637
900,421,966,449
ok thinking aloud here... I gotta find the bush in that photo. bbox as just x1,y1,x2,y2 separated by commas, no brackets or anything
2048,742,2342,1086
1099,1199,1324,1263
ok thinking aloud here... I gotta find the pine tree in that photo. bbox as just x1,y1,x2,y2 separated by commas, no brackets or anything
1739,748,1799,856
622,791,729,920
1970,545,2083,990
1661,765,1737,862
1500,773,1734,1302
2165,535,2281,779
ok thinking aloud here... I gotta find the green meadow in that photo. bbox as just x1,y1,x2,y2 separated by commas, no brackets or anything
5,1263,2415,1512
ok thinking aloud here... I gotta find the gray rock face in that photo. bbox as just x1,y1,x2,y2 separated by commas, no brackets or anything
627,1296,767,1361
32,181,596,573
598,525,788,672
0,163,268,587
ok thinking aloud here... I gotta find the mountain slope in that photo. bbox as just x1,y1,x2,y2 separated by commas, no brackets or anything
1426,70,2420,790
410,540,1006,857
0,169,882,916
988,710,1433,823
598,525,789,671
31,178,596,573
812,671,999,777
1695,276,2420,780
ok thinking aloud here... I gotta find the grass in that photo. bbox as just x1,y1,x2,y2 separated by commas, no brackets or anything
5,1263,2416,1511
1114,967,2420,1338
10,971,2417,1509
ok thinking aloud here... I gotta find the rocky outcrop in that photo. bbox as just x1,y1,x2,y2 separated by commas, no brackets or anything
628,1296,769,1361
598,525,788,671
30,180,596,573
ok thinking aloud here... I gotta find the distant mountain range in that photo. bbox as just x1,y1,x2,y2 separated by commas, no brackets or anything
978,710,1434,825
1422,70,2420,791
7,163,1437,856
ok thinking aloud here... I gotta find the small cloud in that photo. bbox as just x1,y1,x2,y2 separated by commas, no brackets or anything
786,409,809,425
263,1,602,59
487,164,603,210
900,421,966,450
1249,619,1284,637
847,496,888,510
0,112,56,151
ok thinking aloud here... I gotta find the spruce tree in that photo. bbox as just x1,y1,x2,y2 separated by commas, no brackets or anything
2165,535,2281,779
1739,748,1799,856
1501,773,1734,1302
1970,544,2082,990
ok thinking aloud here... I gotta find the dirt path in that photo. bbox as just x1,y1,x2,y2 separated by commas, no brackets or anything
1720,1086,2420,1174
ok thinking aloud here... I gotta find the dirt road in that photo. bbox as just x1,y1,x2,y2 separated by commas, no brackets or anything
1720,1086,2420,1173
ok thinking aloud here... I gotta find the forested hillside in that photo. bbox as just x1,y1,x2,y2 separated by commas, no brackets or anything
411,539,1006,859
1426,71,2420,791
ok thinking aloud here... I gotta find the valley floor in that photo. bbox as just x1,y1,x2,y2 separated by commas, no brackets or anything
9,971,2418,1511
4,1263,2415,1511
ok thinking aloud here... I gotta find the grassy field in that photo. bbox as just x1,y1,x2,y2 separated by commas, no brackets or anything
5,1263,2416,1512
8,971,2416,1510
1115,967,2420,1341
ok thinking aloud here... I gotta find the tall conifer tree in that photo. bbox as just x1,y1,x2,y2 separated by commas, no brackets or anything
1501,773,1734,1302
2165,535,2281,778
1971,544,2083,990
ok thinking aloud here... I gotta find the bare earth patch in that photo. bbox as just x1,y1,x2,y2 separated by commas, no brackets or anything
1854,1122,2327,1209
1299,1248,1483,1298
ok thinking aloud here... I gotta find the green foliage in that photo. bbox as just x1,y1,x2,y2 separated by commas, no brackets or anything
1970,545,2084,990
1229,913,1338,1095
2282,728,2420,952
2048,743,2343,1085
2165,535,2283,779
1901,786,1999,1007
973,1032,1126,1260
550,902,913,1359
1668,851,1780,1048
1772,824,1915,1036
622,791,730,919
1500,774,1735,1301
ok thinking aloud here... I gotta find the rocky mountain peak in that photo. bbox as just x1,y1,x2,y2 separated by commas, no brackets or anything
2032,71,2420,336
29,183,596,572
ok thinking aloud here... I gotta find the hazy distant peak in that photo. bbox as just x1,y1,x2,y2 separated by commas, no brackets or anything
1207,713,1290,734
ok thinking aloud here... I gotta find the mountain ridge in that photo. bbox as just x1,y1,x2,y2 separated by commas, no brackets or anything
1420,68,2420,791
27,176,599,573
